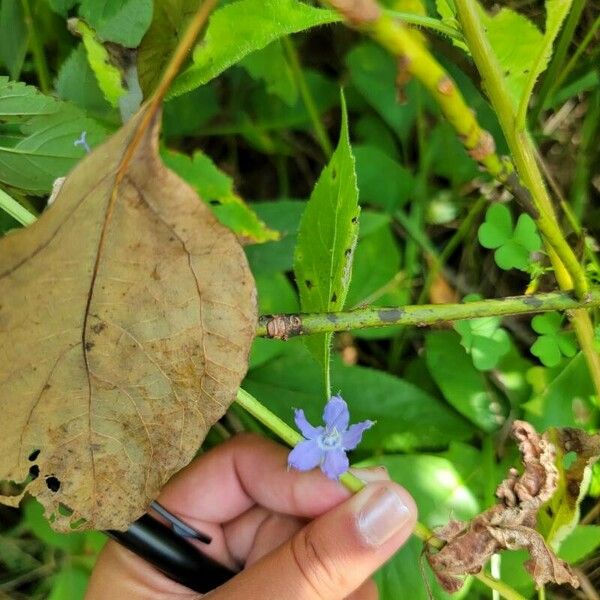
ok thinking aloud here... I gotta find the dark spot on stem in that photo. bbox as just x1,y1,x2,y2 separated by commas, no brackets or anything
351,216,358,224
378,309,404,323
209,199,220,206
46,476,61,493
327,314,339,323
331,292,337,303
305,279,313,289
523,296,544,309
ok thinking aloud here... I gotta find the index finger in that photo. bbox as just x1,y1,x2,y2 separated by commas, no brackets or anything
158,433,350,524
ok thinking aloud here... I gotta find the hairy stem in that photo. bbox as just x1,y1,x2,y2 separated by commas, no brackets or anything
257,289,600,339
235,389,525,600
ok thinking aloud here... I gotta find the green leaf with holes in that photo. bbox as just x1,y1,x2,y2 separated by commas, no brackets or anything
530,312,577,367
454,294,511,371
294,91,359,397
478,203,541,271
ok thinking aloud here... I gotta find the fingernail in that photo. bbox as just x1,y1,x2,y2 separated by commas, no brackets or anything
349,466,390,484
355,486,412,546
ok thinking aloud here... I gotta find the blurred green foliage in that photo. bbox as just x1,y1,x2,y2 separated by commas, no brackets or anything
1,0,599,598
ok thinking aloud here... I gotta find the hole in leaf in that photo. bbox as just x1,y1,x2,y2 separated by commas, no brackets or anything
28,449,40,462
305,280,313,289
563,451,577,469
29,465,40,480
45,476,61,493
58,502,74,517
70,517,87,530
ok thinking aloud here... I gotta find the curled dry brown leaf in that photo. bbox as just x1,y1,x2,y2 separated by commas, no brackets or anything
0,107,257,531
427,420,579,592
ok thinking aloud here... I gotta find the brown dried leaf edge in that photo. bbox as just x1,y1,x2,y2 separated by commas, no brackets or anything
427,421,579,592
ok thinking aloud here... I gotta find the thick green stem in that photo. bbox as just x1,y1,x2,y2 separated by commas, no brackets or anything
20,0,51,94
235,388,526,600
454,0,588,299
282,37,333,158
0,189,36,226
454,0,600,402
257,289,600,338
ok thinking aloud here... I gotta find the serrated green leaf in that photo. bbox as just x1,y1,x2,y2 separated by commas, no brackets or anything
0,0,28,80
517,0,573,124
137,0,197,96
79,0,153,47
478,203,512,248
240,41,298,106
294,91,359,396
0,78,107,193
426,330,507,431
170,0,339,99
161,149,279,243
0,77,57,118
73,20,126,108
479,6,543,110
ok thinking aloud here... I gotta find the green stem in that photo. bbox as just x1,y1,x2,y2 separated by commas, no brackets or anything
454,0,588,299
257,289,600,338
20,0,51,94
236,388,526,600
0,188,36,226
454,0,600,401
383,9,462,41
530,0,585,125
282,37,333,157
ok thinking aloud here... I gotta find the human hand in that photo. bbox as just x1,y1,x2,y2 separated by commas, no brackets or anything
86,434,417,599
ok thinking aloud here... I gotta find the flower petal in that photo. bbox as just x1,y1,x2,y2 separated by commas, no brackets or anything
288,439,323,472
294,409,323,440
322,396,349,432
342,420,375,450
321,448,349,480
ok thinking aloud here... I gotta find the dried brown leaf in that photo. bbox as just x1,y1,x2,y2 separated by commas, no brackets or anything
0,108,256,531
427,421,579,591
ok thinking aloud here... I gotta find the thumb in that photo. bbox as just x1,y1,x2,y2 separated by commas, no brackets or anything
212,482,417,600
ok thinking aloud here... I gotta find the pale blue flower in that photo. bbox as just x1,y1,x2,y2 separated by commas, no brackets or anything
288,395,374,480
74,131,91,154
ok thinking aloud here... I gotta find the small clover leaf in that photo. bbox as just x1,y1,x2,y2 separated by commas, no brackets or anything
478,204,542,272
453,294,511,371
530,312,578,367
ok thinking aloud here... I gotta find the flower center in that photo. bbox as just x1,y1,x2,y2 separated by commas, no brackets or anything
318,427,342,450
